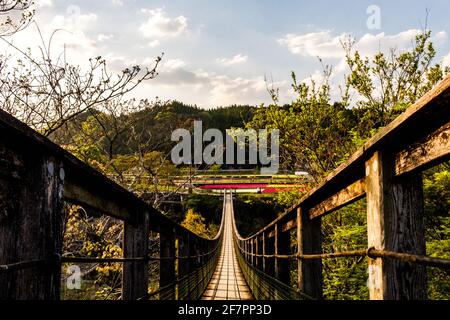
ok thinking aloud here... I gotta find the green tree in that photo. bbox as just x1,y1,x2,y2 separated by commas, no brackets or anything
255,29,450,299
423,163,450,299
181,209,216,238
344,30,449,143
247,67,357,179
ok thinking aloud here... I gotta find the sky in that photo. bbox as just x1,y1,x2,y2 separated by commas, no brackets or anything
4,0,450,108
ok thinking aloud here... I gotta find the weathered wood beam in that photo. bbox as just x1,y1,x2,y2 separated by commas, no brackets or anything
262,232,267,273
255,235,260,269
160,227,176,300
0,146,65,299
309,178,366,219
64,180,131,221
274,223,290,285
366,151,427,300
178,235,189,279
122,210,149,300
396,122,450,176
281,219,297,233
297,207,322,299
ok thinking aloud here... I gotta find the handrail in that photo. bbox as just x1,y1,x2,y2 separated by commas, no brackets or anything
1,72,449,300
0,107,226,300
229,191,310,300
242,74,450,241
231,75,450,300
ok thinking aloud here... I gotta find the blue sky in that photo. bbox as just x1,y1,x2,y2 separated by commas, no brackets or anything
8,0,450,107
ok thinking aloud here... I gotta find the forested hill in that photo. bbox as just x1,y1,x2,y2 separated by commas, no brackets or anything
50,100,257,156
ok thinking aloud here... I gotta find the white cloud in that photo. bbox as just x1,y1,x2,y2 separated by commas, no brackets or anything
278,30,346,58
355,29,420,56
112,0,124,7
278,29,448,60
139,8,188,39
279,29,449,102
207,75,268,105
97,34,114,42
217,54,248,66
163,58,187,70
148,39,160,47
0,9,100,69
443,52,450,67
44,12,98,54
38,0,53,7
146,58,287,106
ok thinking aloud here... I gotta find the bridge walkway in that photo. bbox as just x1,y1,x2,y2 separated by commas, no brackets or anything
201,193,252,300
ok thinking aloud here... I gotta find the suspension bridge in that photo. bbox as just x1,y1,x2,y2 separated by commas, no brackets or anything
1,75,450,300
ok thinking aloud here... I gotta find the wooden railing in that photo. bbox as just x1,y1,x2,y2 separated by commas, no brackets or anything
234,75,450,300
1,73,449,300
0,108,223,300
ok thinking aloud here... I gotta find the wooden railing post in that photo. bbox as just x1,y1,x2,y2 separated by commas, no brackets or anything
194,238,201,269
250,239,254,266
123,210,149,300
245,241,248,263
255,236,260,269
160,226,176,299
178,235,189,279
0,152,65,299
275,224,290,285
188,234,195,272
262,232,267,273
297,207,322,299
266,233,275,277
365,151,427,300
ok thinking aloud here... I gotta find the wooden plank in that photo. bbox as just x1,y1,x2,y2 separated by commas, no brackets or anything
265,231,275,277
366,151,427,300
255,235,260,269
309,178,366,219
396,122,450,176
178,235,189,279
244,241,247,262
262,232,267,272
0,147,64,299
281,219,297,233
273,224,281,300
274,223,290,285
64,180,131,221
122,210,149,300
160,227,176,300
252,239,257,266
297,207,322,299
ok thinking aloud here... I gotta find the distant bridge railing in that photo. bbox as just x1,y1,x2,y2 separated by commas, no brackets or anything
233,75,450,300
0,109,224,300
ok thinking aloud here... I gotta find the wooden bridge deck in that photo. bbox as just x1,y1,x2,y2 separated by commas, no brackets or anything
202,194,252,300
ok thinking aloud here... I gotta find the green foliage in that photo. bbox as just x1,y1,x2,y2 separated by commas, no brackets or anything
62,206,123,300
272,188,306,208
246,70,357,179
344,31,449,141
260,30,450,299
322,201,369,300
233,194,285,236
182,209,217,238
182,194,223,225
423,164,450,299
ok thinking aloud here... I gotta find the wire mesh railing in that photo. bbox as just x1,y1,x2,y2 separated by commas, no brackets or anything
234,240,312,300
